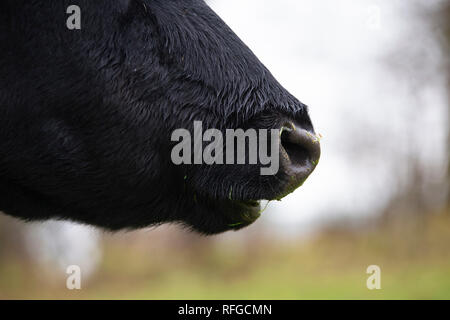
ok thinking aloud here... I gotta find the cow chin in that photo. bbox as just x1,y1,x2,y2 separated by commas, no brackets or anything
185,194,263,235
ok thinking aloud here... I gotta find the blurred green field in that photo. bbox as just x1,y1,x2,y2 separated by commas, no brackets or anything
1,210,449,300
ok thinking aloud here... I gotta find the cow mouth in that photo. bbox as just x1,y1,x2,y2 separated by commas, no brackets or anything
225,199,262,229
237,199,260,208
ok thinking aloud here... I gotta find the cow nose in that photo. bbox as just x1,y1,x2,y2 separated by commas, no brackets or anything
279,122,321,188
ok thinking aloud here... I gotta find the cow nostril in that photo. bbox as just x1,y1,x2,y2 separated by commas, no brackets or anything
280,122,321,182
280,129,309,168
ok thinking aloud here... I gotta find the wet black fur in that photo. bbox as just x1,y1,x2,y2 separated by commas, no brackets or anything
0,0,314,234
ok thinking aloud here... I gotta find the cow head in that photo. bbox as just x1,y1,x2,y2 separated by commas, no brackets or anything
0,0,320,234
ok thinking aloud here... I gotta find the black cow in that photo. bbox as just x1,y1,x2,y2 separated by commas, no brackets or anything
0,0,320,234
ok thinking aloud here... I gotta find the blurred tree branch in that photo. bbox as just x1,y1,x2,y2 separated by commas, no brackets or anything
437,1,450,208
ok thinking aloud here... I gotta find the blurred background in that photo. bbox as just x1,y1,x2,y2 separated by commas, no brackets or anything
0,0,449,299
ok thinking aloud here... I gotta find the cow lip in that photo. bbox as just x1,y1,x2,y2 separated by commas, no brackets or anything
236,199,260,208
230,199,262,213
226,199,262,229
193,191,263,230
